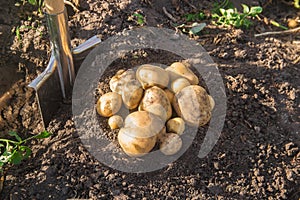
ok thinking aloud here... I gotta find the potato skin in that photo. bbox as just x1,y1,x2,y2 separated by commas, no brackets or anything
166,62,199,85
96,92,122,117
122,80,143,109
118,128,157,157
136,64,169,89
118,111,164,157
166,117,185,135
173,85,212,127
108,115,124,129
159,133,182,156
139,86,172,121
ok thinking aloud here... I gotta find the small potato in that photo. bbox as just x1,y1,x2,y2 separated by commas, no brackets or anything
139,86,172,121
166,62,199,85
96,92,122,117
166,117,185,135
164,89,174,104
159,133,182,156
171,78,191,93
136,64,169,89
208,95,215,110
109,69,136,94
108,115,124,129
122,80,143,109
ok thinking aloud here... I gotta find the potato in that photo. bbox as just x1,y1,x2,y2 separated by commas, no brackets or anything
164,89,174,104
139,86,172,121
166,117,185,135
159,133,182,156
118,111,164,157
171,78,191,93
96,92,122,117
166,62,199,85
108,115,124,129
121,80,143,109
136,64,169,89
173,85,212,127
118,127,157,157
208,95,215,110
109,69,136,94
124,111,164,134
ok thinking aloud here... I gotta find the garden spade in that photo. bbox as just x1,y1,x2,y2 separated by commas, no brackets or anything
28,0,101,128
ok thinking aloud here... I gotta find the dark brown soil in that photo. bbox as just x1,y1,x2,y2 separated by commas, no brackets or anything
0,0,299,199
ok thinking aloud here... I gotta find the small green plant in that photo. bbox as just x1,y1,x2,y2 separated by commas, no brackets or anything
132,13,145,26
15,0,44,15
212,3,262,28
0,131,51,172
295,0,300,8
185,11,206,22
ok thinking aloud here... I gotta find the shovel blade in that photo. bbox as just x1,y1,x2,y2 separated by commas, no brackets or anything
29,56,63,128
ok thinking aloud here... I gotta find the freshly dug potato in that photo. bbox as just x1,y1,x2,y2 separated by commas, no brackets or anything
108,115,124,129
139,86,172,121
118,111,164,157
96,92,122,117
171,78,191,93
118,127,157,157
109,69,136,94
173,85,213,127
208,95,215,110
164,89,174,104
166,62,199,85
136,64,169,89
122,80,143,109
159,133,182,155
166,117,185,135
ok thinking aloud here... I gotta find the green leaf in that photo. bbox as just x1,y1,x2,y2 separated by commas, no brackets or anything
189,23,206,35
34,131,51,139
28,0,37,5
19,146,32,159
241,4,250,13
0,143,4,148
8,131,22,142
249,6,262,16
219,8,226,15
9,151,23,165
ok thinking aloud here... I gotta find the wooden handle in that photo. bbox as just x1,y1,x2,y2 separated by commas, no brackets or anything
44,0,65,14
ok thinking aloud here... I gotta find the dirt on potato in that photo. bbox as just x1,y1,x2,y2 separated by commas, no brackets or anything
0,0,299,199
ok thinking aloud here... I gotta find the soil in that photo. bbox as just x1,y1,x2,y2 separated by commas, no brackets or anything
0,0,299,199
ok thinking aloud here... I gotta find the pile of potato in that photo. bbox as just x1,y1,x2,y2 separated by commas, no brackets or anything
96,62,214,157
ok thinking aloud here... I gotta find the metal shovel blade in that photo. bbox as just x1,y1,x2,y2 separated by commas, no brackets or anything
28,55,63,127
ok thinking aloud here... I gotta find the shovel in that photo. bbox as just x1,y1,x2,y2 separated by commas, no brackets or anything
28,0,101,128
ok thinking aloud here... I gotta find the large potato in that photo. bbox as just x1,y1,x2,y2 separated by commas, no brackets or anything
96,92,122,117
136,64,169,89
166,62,199,85
173,85,213,127
118,111,164,157
139,86,172,121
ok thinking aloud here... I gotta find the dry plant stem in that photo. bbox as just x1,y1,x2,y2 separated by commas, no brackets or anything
183,0,197,9
64,0,80,12
163,7,177,22
254,26,300,37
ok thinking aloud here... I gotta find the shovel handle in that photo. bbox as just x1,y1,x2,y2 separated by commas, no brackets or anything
44,0,65,14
